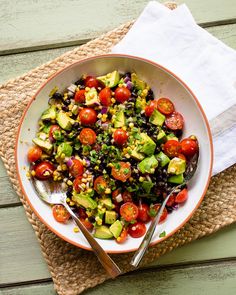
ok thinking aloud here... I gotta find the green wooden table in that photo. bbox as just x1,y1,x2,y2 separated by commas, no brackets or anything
0,1,236,294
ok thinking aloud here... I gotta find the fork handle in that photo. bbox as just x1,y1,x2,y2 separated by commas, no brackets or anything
62,202,122,278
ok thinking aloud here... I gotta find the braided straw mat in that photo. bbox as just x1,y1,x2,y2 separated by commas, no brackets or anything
0,2,236,295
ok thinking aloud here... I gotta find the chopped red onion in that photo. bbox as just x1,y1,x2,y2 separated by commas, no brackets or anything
126,80,133,90
85,159,91,167
124,76,130,83
101,107,108,114
101,123,109,130
115,194,123,203
66,158,73,167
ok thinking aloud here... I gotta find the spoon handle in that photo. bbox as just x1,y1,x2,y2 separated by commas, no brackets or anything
130,184,183,268
63,202,122,278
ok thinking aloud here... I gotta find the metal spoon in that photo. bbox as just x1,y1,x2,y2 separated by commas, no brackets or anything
31,178,122,278
130,150,199,268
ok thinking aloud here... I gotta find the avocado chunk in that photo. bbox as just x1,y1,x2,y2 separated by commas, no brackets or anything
97,70,120,88
32,138,53,154
156,129,167,144
167,157,186,175
94,225,113,239
166,133,178,141
156,151,170,167
142,180,154,193
149,109,165,126
138,133,156,156
100,198,113,210
85,88,99,106
41,106,57,121
105,211,117,225
131,148,145,161
131,73,146,91
109,220,123,239
56,111,73,130
138,155,159,174
168,173,184,184
113,110,126,128
57,142,73,157
72,193,97,209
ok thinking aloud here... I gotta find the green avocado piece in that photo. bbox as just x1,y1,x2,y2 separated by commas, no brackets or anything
167,157,186,175
131,73,146,90
131,148,145,161
56,111,73,130
72,193,97,209
149,109,166,126
41,106,57,121
57,142,73,157
100,198,113,210
97,70,120,88
156,151,170,167
168,173,184,184
113,110,126,128
142,180,154,193
109,220,123,238
138,133,156,156
85,88,99,106
105,211,117,225
94,225,113,239
166,133,178,141
138,155,159,174
156,129,167,144
32,138,53,154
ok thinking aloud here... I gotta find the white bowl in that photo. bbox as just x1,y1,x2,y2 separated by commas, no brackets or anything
15,54,213,253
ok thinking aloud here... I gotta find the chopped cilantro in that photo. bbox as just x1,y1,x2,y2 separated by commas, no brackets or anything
159,231,166,238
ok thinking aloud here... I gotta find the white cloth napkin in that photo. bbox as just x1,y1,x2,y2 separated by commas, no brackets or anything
112,1,236,175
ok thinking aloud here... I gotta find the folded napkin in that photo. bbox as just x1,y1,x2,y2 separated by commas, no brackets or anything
112,1,236,175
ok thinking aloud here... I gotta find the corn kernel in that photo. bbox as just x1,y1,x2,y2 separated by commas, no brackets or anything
129,122,134,128
94,166,99,170
142,89,148,96
69,201,75,206
61,153,65,159
31,170,36,176
97,113,102,119
67,180,73,186
150,168,155,173
66,198,71,202
61,164,67,171
73,227,79,233
87,188,93,193
108,163,113,167
82,178,87,183
129,177,134,182
105,188,111,194
125,153,130,159
81,183,86,189
111,98,116,103
85,87,90,92
139,176,145,182
122,126,127,131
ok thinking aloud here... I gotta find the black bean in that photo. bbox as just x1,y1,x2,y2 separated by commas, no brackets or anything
131,91,138,98
174,129,183,138
64,99,71,106
88,216,96,223
73,122,80,128
53,92,63,100
66,191,72,197
125,72,131,78
146,89,154,101
75,77,84,86
62,105,69,112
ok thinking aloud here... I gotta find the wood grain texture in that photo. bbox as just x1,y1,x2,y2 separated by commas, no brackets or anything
1,206,236,285
1,261,236,295
0,0,236,54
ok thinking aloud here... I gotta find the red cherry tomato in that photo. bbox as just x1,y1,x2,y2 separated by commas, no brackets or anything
164,193,176,207
165,112,184,130
49,125,61,142
113,129,128,146
175,188,188,203
180,138,198,157
52,205,70,223
111,162,131,182
112,188,122,203
157,98,175,115
27,146,42,163
116,228,128,244
94,176,108,194
34,161,54,180
69,159,84,178
99,87,112,106
114,86,131,103
73,176,83,192
84,76,100,89
177,153,187,162
138,203,151,223
120,202,139,222
148,204,168,223
80,218,94,230
77,207,88,219
74,89,86,103
78,108,97,126
128,222,146,238
145,100,158,117
79,128,96,145
163,140,182,157
122,191,133,203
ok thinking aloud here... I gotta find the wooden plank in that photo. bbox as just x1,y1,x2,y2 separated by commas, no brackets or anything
0,0,236,54
0,205,236,285
1,261,236,295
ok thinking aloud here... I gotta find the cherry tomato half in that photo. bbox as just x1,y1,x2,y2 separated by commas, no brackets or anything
77,207,88,219
120,202,139,222
113,129,128,146
69,159,84,178
177,153,187,162
74,89,86,103
163,140,182,158
27,146,42,163
145,100,158,117
94,176,108,194
164,193,176,207
34,161,54,180
138,203,150,223
148,204,168,223
122,191,133,203
175,188,188,203
49,125,61,142
180,138,198,157
165,112,184,130
114,86,131,103
79,128,96,145
157,98,175,115
73,176,83,192
80,218,94,231
52,204,70,223
111,162,131,182
128,222,146,238
99,87,112,106
84,76,100,89
78,108,97,126
116,228,128,244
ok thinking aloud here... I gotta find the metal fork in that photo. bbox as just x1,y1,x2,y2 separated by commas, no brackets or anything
31,178,122,278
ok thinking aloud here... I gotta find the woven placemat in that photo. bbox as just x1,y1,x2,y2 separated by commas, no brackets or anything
0,3,236,294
